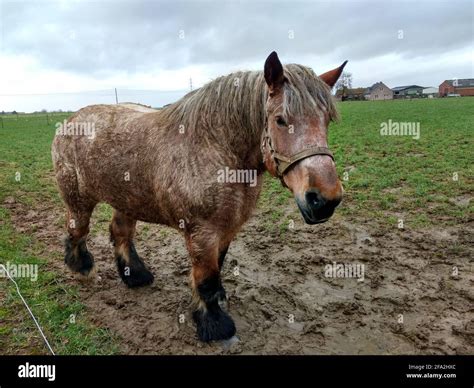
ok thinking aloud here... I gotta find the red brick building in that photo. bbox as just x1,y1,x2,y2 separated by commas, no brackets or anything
439,79,474,97
335,87,366,101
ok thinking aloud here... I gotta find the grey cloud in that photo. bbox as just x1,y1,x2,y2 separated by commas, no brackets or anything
2,0,472,75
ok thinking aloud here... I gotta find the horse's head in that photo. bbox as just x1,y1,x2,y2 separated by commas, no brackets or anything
262,51,346,224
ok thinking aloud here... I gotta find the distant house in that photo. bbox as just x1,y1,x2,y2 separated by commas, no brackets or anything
439,79,474,97
365,82,393,100
335,87,366,101
392,85,424,98
422,87,439,98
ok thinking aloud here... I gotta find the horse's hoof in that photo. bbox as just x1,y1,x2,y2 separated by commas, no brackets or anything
193,308,236,342
64,238,95,276
119,264,155,288
75,266,99,283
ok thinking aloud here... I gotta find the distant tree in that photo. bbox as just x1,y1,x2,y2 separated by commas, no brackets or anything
335,72,353,100
41,109,47,113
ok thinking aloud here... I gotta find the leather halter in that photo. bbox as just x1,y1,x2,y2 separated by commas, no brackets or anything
261,121,334,178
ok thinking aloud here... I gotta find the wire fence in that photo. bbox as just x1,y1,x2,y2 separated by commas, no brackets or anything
0,113,72,129
0,88,189,99
0,88,190,119
0,264,56,355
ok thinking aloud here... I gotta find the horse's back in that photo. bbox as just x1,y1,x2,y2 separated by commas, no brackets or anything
51,103,160,211
66,103,156,130
118,102,157,113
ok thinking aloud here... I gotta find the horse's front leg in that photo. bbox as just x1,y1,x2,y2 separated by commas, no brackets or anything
185,230,236,342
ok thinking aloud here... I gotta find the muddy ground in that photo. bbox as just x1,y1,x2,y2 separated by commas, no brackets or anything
5,197,474,355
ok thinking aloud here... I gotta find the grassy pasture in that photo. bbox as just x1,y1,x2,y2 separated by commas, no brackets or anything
0,98,472,354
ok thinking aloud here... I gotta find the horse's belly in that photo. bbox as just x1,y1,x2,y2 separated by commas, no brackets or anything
106,198,172,225
84,170,175,225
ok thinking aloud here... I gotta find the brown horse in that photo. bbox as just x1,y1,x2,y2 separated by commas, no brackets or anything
52,52,346,342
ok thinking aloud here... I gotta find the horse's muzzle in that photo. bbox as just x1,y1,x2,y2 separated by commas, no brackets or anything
296,189,342,224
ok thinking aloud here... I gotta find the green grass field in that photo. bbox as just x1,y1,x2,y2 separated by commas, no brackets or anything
0,98,473,354
0,113,119,354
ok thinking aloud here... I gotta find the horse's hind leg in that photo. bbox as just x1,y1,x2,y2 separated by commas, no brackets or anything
186,230,236,342
109,210,154,288
64,202,96,276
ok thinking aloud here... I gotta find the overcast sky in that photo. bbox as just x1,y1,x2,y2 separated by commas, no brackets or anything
0,0,472,112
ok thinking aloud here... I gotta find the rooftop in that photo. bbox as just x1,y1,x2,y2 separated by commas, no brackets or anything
442,79,474,88
391,85,424,91
366,82,390,93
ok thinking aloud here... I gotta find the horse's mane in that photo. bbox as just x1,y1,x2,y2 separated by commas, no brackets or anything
160,64,338,137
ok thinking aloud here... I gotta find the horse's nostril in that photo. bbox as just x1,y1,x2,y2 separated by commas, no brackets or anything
297,190,338,224
305,191,324,210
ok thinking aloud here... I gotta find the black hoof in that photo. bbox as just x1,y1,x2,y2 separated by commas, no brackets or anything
116,251,154,288
64,237,94,276
121,266,154,288
193,307,236,342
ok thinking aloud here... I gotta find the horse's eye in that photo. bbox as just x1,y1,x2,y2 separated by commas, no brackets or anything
276,116,287,127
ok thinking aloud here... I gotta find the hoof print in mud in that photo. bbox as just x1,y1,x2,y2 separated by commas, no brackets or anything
117,257,155,288
64,238,95,276
193,308,236,343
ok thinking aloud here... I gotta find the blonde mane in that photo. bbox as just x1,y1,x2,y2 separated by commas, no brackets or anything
161,64,338,137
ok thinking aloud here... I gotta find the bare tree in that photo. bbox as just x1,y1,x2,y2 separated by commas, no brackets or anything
335,72,353,99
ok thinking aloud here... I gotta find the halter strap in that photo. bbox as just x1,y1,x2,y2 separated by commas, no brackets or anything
272,146,334,176
261,123,334,178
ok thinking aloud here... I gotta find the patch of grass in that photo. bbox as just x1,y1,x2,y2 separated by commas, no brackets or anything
331,98,474,224
90,203,114,235
0,113,69,206
258,174,294,233
158,227,172,238
0,207,120,354
0,113,120,354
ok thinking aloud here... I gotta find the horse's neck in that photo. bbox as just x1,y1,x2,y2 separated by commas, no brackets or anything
234,132,265,171
218,76,266,169
159,72,267,170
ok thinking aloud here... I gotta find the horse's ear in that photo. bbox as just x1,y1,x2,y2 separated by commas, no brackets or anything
319,60,348,88
264,51,285,90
